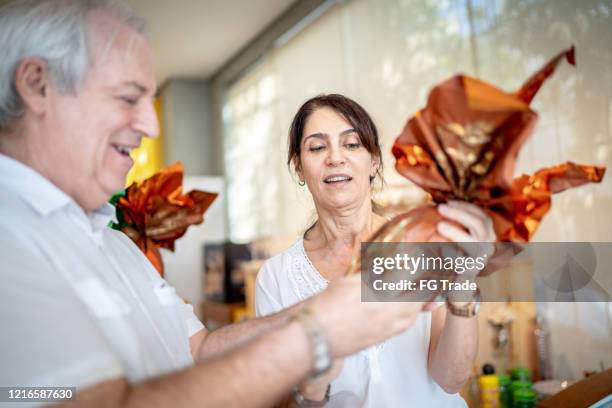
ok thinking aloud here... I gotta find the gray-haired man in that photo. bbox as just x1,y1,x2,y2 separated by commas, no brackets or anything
0,1,422,406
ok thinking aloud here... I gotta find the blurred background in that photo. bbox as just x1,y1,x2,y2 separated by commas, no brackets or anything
113,0,610,405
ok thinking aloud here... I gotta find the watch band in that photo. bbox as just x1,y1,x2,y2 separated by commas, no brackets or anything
446,287,481,317
292,308,332,381
292,384,331,407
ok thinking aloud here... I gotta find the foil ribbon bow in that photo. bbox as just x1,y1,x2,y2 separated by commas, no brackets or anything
391,46,606,242
111,162,217,275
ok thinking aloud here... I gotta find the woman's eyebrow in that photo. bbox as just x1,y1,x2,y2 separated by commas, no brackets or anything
302,133,327,144
303,128,357,144
340,128,357,136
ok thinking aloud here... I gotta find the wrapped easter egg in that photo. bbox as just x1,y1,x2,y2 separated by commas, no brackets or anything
389,46,604,244
351,47,605,296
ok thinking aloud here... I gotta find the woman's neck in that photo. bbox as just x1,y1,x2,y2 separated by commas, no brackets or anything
307,199,383,252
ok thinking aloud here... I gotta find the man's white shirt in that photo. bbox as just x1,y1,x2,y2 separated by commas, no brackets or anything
0,154,204,392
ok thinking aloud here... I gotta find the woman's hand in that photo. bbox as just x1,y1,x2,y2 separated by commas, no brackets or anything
435,200,496,307
436,200,496,262
436,200,496,243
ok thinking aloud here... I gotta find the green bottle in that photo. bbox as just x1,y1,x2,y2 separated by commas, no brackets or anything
498,374,512,408
512,388,536,408
511,367,532,382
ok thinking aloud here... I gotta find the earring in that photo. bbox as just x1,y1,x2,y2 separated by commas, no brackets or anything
299,180,305,186
370,167,379,183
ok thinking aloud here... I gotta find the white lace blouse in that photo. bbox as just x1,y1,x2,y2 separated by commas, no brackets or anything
255,238,467,407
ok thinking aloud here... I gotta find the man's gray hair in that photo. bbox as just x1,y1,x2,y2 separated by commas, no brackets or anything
0,0,148,131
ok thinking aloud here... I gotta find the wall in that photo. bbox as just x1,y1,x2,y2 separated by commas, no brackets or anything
159,79,228,314
162,177,226,318
161,79,222,176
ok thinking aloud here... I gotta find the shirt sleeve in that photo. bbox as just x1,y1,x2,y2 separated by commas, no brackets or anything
0,234,126,391
182,302,205,337
149,275,205,338
114,229,206,339
255,259,284,317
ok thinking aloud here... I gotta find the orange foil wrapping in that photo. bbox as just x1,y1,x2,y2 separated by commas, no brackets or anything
115,162,217,276
389,46,605,243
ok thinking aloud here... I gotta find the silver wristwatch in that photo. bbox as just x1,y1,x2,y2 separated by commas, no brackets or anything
293,308,332,381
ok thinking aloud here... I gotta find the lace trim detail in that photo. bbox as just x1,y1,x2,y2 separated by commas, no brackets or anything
287,239,328,301
286,238,387,369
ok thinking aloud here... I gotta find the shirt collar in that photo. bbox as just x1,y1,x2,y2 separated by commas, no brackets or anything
0,153,72,216
90,202,118,232
0,154,118,230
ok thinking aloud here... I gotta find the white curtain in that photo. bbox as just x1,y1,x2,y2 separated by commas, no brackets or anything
223,0,612,244
223,0,612,380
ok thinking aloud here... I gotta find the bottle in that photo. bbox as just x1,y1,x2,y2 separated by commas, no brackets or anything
512,388,536,408
479,363,500,408
498,374,512,408
511,367,532,382
510,380,533,395
510,380,534,408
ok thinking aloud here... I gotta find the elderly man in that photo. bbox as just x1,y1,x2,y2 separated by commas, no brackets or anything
0,1,423,406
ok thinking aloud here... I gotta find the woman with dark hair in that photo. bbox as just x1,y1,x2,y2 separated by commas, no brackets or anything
256,94,494,407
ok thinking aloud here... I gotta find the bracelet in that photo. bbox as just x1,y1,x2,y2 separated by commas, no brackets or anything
292,384,331,407
291,308,332,381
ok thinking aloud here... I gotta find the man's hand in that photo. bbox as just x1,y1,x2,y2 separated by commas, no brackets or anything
308,274,422,358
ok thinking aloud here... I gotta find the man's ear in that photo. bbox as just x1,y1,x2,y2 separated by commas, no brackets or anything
14,58,50,116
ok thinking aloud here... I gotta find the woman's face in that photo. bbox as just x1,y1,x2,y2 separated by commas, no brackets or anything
297,107,379,211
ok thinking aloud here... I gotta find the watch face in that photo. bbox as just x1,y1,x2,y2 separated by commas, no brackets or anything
312,334,332,377
314,355,331,373
473,301,480,315
473,290,482,314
